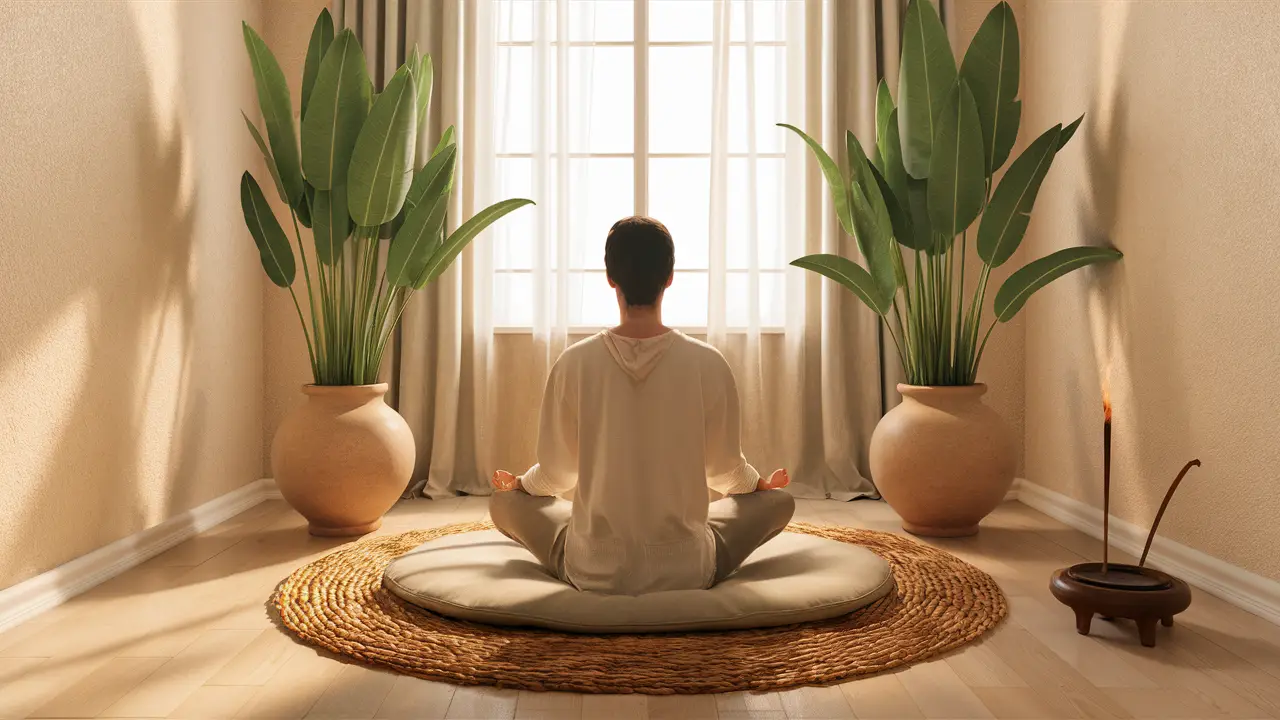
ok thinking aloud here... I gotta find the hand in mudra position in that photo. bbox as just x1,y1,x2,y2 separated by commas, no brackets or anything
492,470,522,492
493,468,788,493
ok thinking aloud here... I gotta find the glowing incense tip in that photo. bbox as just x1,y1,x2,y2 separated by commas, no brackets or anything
1101,363,1112,422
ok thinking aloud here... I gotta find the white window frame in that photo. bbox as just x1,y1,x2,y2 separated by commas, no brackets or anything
491,2,791,334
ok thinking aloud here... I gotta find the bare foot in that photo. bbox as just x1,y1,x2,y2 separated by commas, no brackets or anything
757,468,790,491
491,470,520,491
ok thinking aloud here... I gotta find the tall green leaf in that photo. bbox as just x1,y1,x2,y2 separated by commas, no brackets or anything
301,30,372,191
878,109,911,208
927,80,986,239
243,23,304,205
415,54,434,131
904,177,933,251
869,164,914,253
312,185,351,265
779,123,854,239
959,1,1020,175
874,79,894,171
994,246,1123,321
433,126,456,158
242,111,287,203
418,198,534,287
294,184,313,228
404,143,457,213
387,193,449,287
239,172,296,287
976,123,1061,267
897,0,957,179
846,131,899,301
790,254,891,315
348,66,418,227
1058,113,1084,149
301,8,334,120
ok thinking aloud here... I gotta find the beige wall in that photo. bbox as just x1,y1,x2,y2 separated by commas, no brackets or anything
1021,1,1280,580
950,0,1030,475
261,0,331,474
0,0,266,588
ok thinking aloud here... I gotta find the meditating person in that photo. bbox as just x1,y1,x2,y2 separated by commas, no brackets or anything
489,215,794,596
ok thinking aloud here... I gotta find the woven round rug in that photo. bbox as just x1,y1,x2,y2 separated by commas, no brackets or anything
274,521,1006,695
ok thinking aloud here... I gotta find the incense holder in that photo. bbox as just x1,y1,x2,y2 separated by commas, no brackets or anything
1050,563,1191,647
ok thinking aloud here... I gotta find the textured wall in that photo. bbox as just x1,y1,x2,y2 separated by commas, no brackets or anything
260,0,331,475
0,0,265,588
1021,1,1280,580
949,0,1030,475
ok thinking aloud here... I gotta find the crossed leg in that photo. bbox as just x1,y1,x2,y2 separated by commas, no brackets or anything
707,490,796,584
488,490,572,582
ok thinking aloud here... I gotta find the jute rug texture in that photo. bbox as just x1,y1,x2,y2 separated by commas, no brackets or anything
274,521,1007,694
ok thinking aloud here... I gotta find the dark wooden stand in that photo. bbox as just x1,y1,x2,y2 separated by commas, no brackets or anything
1050,564,1191,647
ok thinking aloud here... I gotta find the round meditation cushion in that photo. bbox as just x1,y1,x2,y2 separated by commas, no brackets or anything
382,529,894,633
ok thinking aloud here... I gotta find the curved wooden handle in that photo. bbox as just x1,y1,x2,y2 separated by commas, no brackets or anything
1139,459,1201,568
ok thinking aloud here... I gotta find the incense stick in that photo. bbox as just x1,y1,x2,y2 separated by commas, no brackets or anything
1102,408,1112,573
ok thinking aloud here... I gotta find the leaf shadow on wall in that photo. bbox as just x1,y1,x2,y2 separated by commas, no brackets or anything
1054,10,1197,560
0,1,271,595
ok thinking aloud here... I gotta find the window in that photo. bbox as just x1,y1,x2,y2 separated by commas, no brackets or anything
488,0,800,331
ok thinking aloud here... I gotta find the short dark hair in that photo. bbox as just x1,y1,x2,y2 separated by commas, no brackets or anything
604,216,675,307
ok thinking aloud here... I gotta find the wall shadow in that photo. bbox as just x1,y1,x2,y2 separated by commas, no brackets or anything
0,0,265,592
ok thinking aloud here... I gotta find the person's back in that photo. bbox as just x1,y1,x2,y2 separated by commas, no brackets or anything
540,330,754,593
490,216,793,595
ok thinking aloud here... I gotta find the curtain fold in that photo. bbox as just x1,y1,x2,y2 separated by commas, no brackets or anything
343,0,906,501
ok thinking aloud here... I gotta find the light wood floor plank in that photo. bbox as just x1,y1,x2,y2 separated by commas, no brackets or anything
28,656,166,718
897,660,993,719
443,686,518,720
205,629,296,687
306,664,398,719
644,693,719,719
102,628,260,717
167,685,258,718
580,695,646,720
515,690,583,720
374,676,455,719
235,646,342,719
777,685,855,719
839,671,923,719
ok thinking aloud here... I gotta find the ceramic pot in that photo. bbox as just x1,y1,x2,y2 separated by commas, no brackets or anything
869,383,1015,537
271,383,414,537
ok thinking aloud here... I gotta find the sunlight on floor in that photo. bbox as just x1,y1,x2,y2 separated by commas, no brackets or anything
1,497,1278,719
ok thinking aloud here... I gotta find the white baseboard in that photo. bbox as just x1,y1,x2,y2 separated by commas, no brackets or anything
261,478,282,500
0,479,276,634
1012,478,1280,627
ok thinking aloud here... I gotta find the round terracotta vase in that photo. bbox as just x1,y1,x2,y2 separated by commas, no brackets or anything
271,383,415,537
869,384,1015,537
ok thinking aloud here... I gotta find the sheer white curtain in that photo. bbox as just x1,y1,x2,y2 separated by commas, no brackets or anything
380,0,895,499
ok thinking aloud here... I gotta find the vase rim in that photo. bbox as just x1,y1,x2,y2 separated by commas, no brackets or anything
302,383,390,397
897,383,988,397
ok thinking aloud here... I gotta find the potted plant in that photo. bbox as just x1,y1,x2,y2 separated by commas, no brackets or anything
241,11,533,536
782,0,1120,536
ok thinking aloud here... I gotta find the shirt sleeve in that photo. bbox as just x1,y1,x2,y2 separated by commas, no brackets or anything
705,357,761,496
519,359,579,497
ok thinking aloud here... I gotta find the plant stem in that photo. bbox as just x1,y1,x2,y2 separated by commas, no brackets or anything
970,318,998,381
290,210,322,383
964,265,991,384
956,229,968,379
286,286,318,376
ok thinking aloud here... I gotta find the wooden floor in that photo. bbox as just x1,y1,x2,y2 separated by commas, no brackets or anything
2,497,1278,720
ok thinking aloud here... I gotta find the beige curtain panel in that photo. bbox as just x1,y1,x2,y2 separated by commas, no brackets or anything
336,0,921,501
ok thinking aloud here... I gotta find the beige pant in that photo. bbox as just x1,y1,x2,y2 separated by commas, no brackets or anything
488,490,796,587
